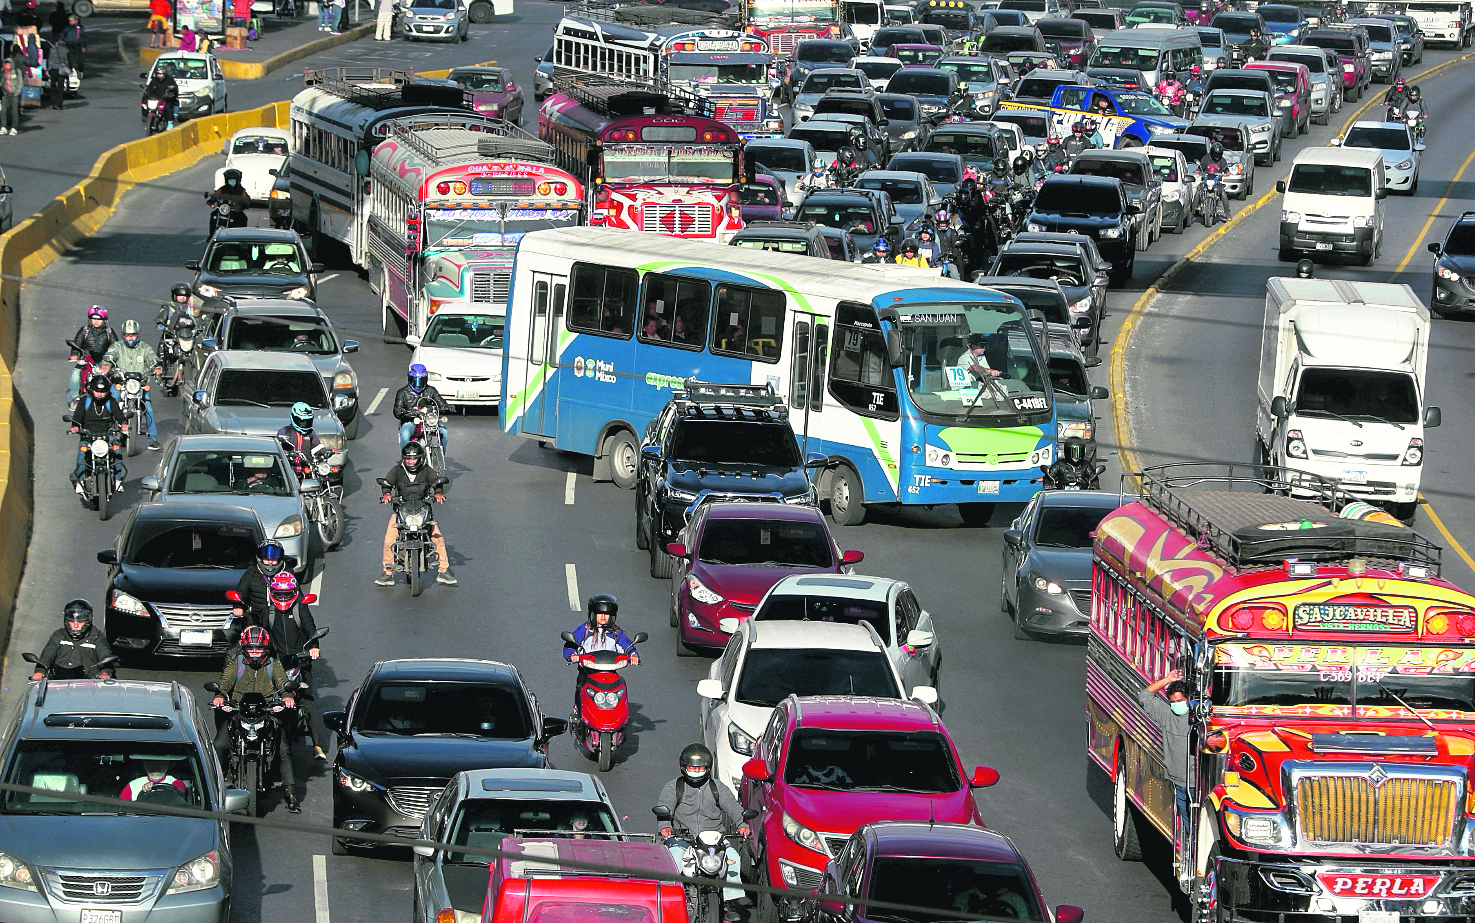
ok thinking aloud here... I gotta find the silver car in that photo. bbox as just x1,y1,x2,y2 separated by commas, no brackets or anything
1199,88,1282,165
142,433,316,573
400,0,469,42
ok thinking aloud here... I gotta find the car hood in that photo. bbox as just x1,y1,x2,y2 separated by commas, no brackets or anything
742,204,786,221
1440,253,1475,275
0,813,217,870
343,732,544,782
411,345,501,378
201,274,310,295
1024,545,1095,582
696,562,830,605
784,786,976,832
1028,209,1123,231
667,464,810,499
468,89,515,107
1054,392,1091,423
207,406,340,440
115,563,251,603
225,153,287,171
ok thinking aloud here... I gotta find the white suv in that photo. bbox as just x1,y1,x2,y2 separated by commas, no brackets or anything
696,620,937,791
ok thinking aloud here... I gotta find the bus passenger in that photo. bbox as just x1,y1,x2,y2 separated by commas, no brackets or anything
1141,668,1191,847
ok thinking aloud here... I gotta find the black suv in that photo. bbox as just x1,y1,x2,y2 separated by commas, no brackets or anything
1428,212,1475,317
636,381,820,579
1024,175,1139,286
186,227,323,307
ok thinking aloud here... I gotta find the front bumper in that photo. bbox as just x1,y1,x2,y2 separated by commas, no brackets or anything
1369,56,1398,76
433,373,501,405
105,602,244,658
1279,220,1374,256
1386,162,1417,190
677,588,755,650
403,19,459,38
1340,67,1360,88
1249,130,1273,153
0,881,230,923
1016,580,1090,636
1160,196,1187,228
1432,273,1475,312
1285,453,1419,503
334,779,435,843
1215,855,1475,923
1309,86,1330,115
177,95,215,120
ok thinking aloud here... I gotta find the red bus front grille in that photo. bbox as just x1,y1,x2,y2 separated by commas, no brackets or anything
767,32,799,54
642,204,715,237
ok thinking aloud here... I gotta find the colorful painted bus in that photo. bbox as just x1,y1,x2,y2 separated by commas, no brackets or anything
539,75,745,241
744,0,844,54
366,122,584,340
501,227,1058,526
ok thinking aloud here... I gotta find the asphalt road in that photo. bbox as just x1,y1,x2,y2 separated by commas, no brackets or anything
1,17,1472,923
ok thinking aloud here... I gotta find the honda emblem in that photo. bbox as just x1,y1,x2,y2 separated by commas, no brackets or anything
93,880,112,897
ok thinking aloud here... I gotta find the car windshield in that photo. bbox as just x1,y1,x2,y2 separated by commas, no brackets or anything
1259,70,1299,92
3,741,207,814
874,27,926,45
671,420,800,466
735,237,816,254
225,315,336,354
528,904,656,923
424,313,504,348
670,61,768,84
1000,0,1047,10
796,200,880,231
897,303,1051,421
167,450,292,497
844,1,881,23
205,241,304,275
886,71,951,95
1116,92,1172,115
1272,51,1323,72
453,71,504,91
981,32,1041,51
1034,180,1121,212
1039,20,1085,36
1344,125,1411,151
1285,162,1372,196
755,594,890,635
734,649,899,707
156,58,209,80
750,145,810,173
802,71,864,93
894,45,943,64
1048,356,1090,395
993,254,1088,286
927,131,997,160
1212,643,1475,715
787,125,853,150
855,59,903,79
740,183,782,206
1014,76,1067,98
985,286,1070,324
1092,45,1160,68
232,135,287,155
784,729,960,792
357,683,531,738
416,0,456,8
1126,6,1175,22
1149,154,1180,182
1294,368,1418,423
891,156,960,183
1260,6,1300,21
1215,13,1260,31
886,7,914,22
797,42,855,63
1195,28,1224,46
870,858,1045,923
1361,23,1393,40
1187,125,1244,149
1305,34,1356,51
124,519,259,567
939,61,997,83
697,518,834,567
816,98,878,119
1203,93,1268,116
445,800,619,863
1078,10,1119,28
858,177,925,204
1034,503,1112,547
1072,158,1147,187
994,112,1050,139
1446,222,1475,256
214,370,327,408
923,10,972,28
880,96,917,120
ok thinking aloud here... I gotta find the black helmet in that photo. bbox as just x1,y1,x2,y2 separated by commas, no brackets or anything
1209,141,1224,158
87,374,111,395
1062,436,1087,465
991,155,1008,175
901,239,919,254
679,743,714,784
256,541,286,574
63,599,93,640
401,441,425,470
1071,121,1086,134
170,282,191,300
1295,258,1315,279
223,168,242,184
1408,85,1421,101
587,593,618,627
1012,154,1030,175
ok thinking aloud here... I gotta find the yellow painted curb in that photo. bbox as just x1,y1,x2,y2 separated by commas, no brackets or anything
139,21,374,79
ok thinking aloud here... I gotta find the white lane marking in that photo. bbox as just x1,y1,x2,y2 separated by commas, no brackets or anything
308,569,324,603
318,273,340,284
366,387,389,415
565,563,579,611
565,471,576,505
313,854,330,923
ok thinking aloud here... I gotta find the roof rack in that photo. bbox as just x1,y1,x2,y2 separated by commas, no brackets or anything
303,67,472,112
387,117,555,166
550,71,715,118
673,380,788,419
1133,463,1442,571
564,0,736,29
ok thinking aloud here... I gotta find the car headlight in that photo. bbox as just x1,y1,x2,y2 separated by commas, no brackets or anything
275,515,304,539
1402,438,1423,466
1282,210,1301,223
900,129,918,139
283,285,310,300
1229,163,1245,175
1372,50,1392,59
167,852,221,895
728,724,756,756
319,432,344,451
1027,222,1045,232
1393,159,1413,171
1343,62,1355,71
1059,420,1094,441
795,104,813,116
476,103,500,114
1250,123,1271,133
1148,124,1174,135
687,575,724,606
1099,226,1123,239
1352,215,1373,228
336,768,384,794
1163,189,1182,202
194,87,211,97
781,811,825,854
1437,265,1461,283
663,486,696,503
0,851,38,892
1286,429,1307,459
1030,573,1064,595
196,284,222,298
1224,808,1290,848
111,589,147,615
1069,296,1093,316
333,369,356,391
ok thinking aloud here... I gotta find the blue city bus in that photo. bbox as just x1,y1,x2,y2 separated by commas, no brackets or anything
502,227,1057,525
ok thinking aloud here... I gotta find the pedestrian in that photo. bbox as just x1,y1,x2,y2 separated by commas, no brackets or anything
0,56,22,136
45,0,65,40
317,0,332,30
147,0,171,47
44,38,66,109
178,23,196,50
230,0,249,27
331,0,346,33
374,0,394,40
60,13,84,79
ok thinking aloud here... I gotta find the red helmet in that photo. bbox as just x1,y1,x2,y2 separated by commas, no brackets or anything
269,572,300,611
240,626,272,665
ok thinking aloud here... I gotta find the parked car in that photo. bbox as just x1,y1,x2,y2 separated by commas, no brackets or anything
325,659,568,854
400,0,470,41
1001,488,1122,637
215,128,289,204
406,303,504,408
447,65,525,123
1428,211,1475,317
1198,89,1282,165
186,227,323,305
1067,149,1164,249
143,51,227,121
182,351,348,467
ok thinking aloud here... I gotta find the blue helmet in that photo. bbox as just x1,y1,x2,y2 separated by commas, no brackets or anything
290,402,313,433
872,238,890,253
408,363,428,393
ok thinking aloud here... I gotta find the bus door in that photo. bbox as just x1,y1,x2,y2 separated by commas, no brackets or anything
522,271,568,439
788,309,828,460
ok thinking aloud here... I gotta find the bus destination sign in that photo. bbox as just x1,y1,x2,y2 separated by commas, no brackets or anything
1293,603,1418,633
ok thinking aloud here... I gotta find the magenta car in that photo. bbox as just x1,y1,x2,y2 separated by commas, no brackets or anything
892,43,946,67
666,502,863,655
739,175,786,223
447,66,526,124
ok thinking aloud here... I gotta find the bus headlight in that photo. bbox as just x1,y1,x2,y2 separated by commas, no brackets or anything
1225,807,1290,849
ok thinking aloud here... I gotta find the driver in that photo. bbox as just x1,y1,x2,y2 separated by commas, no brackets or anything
120,760,187,801
654,744,749,922
952,332,1006,387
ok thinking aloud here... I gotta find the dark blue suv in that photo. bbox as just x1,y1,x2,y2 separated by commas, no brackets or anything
1024,174,1139,286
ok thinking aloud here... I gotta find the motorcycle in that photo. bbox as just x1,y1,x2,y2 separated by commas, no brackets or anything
1387,105,1426,145
409,399,447,472
158,315,198,397
1197,174,1227,227
74,425,123,521
205,192,246,239
1156,82,1187,117
377,476,447,597
116,371,151,457
205,680,296,818
652,807,758,923
21,651,119,680
65,338,98,409
141,96,168,135
280,437,345,549
561,630,648,772
1041,456,1104,490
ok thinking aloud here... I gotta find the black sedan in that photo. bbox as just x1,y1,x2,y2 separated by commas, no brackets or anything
325,659,568,855
1000,490,1122,639
186,227,323,306
97,501,263,660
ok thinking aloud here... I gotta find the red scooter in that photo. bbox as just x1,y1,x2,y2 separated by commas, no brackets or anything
561,630,647,772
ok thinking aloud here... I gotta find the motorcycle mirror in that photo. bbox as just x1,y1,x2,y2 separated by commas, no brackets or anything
203,681,222,694
21,652,38,665
225,590,242,602
632,632,649,644
652,806,673,820
1094,464,1106,475
302,593,319,605
93,656,120,672
560,630,577,645
743,808,760,820
376,478,391,488
433,477,450,489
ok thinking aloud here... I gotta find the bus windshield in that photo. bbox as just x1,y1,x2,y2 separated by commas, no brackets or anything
425,207,580,249
896,303,1051,421
750,0,840,22
668,62,768,84
602,145,736,183
1212,643,1475,715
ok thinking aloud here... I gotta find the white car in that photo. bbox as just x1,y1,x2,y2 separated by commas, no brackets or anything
696,619,937,792
1145,145,1195,234
215,127,289,203
406,303,504,406
144,51,227,123
1339,119,1421,195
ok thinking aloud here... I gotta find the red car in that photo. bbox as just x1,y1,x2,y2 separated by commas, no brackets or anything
739,695,999,921
447,66,526,124
667,501,863,656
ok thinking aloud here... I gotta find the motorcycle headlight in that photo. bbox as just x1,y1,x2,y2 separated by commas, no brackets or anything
1059,420,1094,441
333,369,356,391
283,285,311,300
336,768,384,794
699,853,726,875
167,852,221,895
1437,265,1461,282
124,378,142,394
781,811,825,854
687,575,724,606
402,510,428,531
196,284,222,298
274,515,304,538
0,851,38,892
91,438,111,456
1393,159,1413,171
1030,573,1064,595
728,724,756,756
111,589,147,615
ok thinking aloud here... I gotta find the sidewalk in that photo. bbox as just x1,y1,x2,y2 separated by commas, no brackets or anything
119,12,373,79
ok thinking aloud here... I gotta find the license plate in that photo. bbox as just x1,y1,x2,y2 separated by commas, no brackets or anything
1315,241,1333,251
977,481,1000,495
1359,913,1399,923
82,911,122,923
1340,469,1368,485
180,629,213,647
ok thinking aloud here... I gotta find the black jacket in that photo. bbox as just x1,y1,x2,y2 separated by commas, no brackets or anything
36,626,114,676
263,602,319,667
383,460,445,495
234,566,279,622
71,324,118,362
70,394,125,436
146,73,178,102
392,384,449,423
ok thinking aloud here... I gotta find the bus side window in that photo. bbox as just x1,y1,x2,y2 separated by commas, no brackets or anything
811,323,827,413
713,285,785,362
568,263,637,339
829,302,897,419
638,274,709,349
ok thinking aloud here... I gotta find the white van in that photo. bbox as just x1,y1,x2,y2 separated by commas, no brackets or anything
1088,27,1202,87
1275,147,1385,265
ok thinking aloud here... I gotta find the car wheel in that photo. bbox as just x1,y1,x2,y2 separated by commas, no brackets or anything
958,502,994,526
649,539,672,579
343,411,360,440
675,630,697,657
1277,246,1294,262
634,488,650,551
331,835,349,856
1000,571,1014,616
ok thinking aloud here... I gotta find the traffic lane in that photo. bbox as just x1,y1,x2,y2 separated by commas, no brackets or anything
1121,59,1475,591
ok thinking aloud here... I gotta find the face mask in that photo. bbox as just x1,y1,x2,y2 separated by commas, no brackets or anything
1169,700,1190,717
684,768,708,783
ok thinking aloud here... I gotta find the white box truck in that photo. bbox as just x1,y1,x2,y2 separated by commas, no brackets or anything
1255,277,1441,521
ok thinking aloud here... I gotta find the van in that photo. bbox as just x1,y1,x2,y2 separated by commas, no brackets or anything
1087,27,1202,87
1275,147,1386,264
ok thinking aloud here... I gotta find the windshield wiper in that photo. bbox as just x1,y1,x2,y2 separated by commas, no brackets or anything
961,370,1010,423
1297,407,1362,427
217,398,271,408
1348,412,1406,430
1371,679,1438,730
855,784,941,793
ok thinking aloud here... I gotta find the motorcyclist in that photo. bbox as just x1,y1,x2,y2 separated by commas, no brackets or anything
262,572,327,761
206,168,250,235
1403,84,1427,137
1295,258,1315,278
1157,73,1185,113
1045,435,1096,488
563,594,641,711
1384,76,1409,113
1041,136,1067,170
915,226,941,267
30,599,115,680
798,157,832,194
1062,121,1093,158
156,281,193,330
393,363,450,451
211,625,299,813
232,541,289,624
860,238,891,264
67,304,118,407
893,239,929,268
1184,64,1204,96
277,402,324,478
69,373,126,494
654,744,750,922
103,319,161,451
1198,141,1231,222
377,441,457,587
142,65,178,128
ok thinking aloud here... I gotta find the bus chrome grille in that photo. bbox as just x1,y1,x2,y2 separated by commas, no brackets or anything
767,32,799,54
1296,774,1458,846
470,271,511,304
642,204,714,237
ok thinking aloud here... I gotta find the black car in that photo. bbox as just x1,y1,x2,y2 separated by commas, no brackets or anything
1428,212,1475,318
97,501,264,660
794,187,901,251
788,40,858,98
187,227,323,306
1001,489,1122,638
883,67,966,124
1024,175,1138,286
877,93,927,153
325,658,568,854
1042,324,1108,454
1210,11,1269,61
636,381,819,579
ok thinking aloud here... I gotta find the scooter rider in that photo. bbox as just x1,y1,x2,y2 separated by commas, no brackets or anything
860,238,891,263
393,363,450,451
654,744,750,922
211,626,299,813
1198,141,1231,220
143,65,178,127
563,594,641,710
232,541,289,624
798,156,832,194
1384,76,1409,113
376,442,457,586
262,572,327,762
67,305,118,407
31,599,115,680
104,319,162,451
69,373,126,494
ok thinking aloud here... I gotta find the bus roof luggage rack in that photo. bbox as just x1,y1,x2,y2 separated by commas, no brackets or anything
303,67,471,111
387,118,555,165
565,0,738,29
673,380,788,420
550,72,715,117
1134,463,1442,571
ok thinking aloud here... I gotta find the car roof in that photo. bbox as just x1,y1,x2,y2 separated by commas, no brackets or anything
1289,145,1384,168
990,25,1040,35
1040,174,1122,190
231,127,290,139
157,51,217,61
892,150,963,162
1035,488,1122,509
749,138,810,150
171,433,283,453
210,227,304,243
1076,149,1149,164
998,241,1084,258
768,573,901,602
212,351,322,372
449,65,508,74
224,299,328,318
858,170,928,184
981,275,1068,291
132,499,262,525
746,619,885,651
23,680,197,741
702,501,823,523
370,658,524,684
808,67,864,76
789,695,942,730
457,769,608,801
866,822,1024,860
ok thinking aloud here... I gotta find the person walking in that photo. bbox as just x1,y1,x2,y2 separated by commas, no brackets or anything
1,56,22,136
44,38,66,109
330,0,346,33
374,0,394,40
45,0,65,40
60,13,83,79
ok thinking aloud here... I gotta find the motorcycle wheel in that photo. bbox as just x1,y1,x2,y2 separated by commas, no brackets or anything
317,497,344,550
244,760,260,818
703,889,723,923
95,469,109,521
429,443,445,472
126,412,142,456
598,730,613,772
410,556,423,598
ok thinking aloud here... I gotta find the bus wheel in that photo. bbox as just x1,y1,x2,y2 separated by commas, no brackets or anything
828,466,867,526
958,502,995,527
605,430,639,490
1112,754,1144,862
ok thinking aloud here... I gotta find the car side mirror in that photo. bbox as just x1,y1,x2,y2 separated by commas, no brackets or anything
905,629,935,649
269,168,280,177
1003,528,1023,547
534,56,543,63
696,678,725,700
1271,395,1287,418
1375,186,1387,199
805,452,828,468
1424,406,1441,428
192,390,207,405
1276,179,1286,193
1086,356,1102,368
1428,241,1442,255
1089,385,1109,399
140,475,161,492
0,185,11,195
1415,140,1426,152
1056,906,1085,923
742,758,774,782
642,444,662,461
666,542,689,559
311,262,326,273
1327,138,1341,147
185,260,200,271
840,549,865,566
971,766,1001,787
885,328,903,367
412,843,436,858
343,340,359,353
540,716,569,740
910,685,939,705
323,710,347,734
97,549,118,565
223,789,251,814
